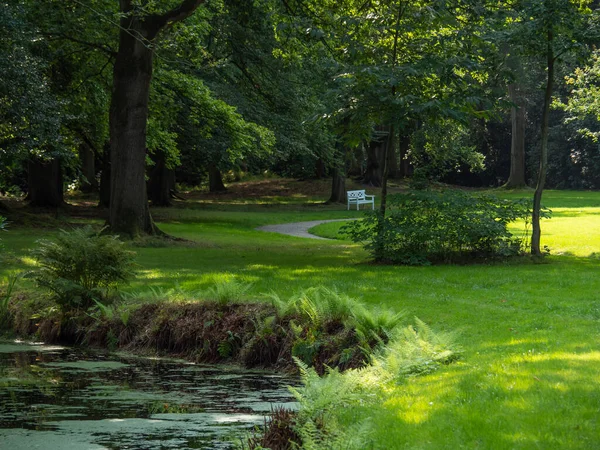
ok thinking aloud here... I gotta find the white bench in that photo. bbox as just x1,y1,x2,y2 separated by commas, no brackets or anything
347,190,375,210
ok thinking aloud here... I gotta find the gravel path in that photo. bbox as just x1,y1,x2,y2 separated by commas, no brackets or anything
256,218,357,240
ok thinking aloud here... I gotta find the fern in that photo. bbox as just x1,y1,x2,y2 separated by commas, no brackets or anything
374,317,461,379
204,279,253,305
290,319,461,449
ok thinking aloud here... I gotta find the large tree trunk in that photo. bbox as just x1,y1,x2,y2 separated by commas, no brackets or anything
504,83,527,188
315,158,326,179
79,143,98,193
27,158,64,207
108,0,205,237
363,137,385,186
328,168,346,203
109,16,156,237
208,165,227,192
531,31,554,256
99,143,111,208
148,150,175,206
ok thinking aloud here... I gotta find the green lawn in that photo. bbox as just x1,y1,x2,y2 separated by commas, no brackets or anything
1,187,599,448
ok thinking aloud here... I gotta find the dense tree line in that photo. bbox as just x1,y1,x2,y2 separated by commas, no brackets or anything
1,1,600,244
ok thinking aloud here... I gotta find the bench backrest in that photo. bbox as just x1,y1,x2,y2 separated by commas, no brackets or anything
347,190,366,200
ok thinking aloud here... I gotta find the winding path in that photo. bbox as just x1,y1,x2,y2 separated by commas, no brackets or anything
256,218,356,240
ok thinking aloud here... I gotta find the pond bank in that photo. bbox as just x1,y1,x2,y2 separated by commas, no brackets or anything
11,297,379,375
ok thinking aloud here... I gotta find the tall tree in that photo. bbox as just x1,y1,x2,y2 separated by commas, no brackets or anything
506,0,598,255
108,0,205,237
505,56,528,188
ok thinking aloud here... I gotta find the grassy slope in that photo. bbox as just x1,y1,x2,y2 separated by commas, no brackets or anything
1,183,599,448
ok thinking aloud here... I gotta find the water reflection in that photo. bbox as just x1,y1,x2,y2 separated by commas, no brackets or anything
0,340,297,449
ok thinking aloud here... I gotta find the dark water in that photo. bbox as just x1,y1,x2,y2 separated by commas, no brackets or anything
0,340,297,449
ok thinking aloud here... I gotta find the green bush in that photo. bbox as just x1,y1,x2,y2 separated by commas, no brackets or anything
343,190,549,264
29,227,136,311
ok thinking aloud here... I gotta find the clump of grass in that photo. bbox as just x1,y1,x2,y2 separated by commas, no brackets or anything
121,286,188,304
203,278,253,305
247,406,300,450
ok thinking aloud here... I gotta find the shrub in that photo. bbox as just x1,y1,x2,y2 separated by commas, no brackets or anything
29,227,136,311
343,189,549,264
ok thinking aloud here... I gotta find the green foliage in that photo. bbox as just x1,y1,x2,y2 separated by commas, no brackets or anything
289,318,460,449
268,286,404,341
0,273,18,329
373,319,460,378
410,119,485,181
343,190,548,264
203,279,253,305
267,287,405,367
29,227,136,311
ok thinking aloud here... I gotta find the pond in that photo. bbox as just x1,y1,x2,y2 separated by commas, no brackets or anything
0,340,298,449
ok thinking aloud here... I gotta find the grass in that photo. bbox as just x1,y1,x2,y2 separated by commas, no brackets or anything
1,183,600,448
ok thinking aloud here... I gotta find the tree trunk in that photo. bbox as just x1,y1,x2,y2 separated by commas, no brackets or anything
363,137,385,186
531,31,554,256
387,129,399,179
79,143,98,193
108,13,157,237
375,124,394,261
315,158,326,179
148,150,175,206
328,168,346,203
375,5,402,262
208,165,227,192
108,0,205,237
27,158,64,207
504,83,527,188
99,143,111,208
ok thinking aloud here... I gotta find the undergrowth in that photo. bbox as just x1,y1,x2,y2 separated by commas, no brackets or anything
27,226,136,311
288,321,460,449
9,285,407,374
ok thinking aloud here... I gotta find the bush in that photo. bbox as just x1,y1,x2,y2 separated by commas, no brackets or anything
29,227,136,311
343,190,548,264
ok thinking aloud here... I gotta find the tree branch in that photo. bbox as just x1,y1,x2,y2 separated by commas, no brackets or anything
41,32,117,57
147,0,206,38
